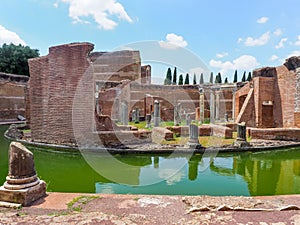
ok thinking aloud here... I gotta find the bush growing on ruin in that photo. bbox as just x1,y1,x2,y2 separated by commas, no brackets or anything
0,43,39,76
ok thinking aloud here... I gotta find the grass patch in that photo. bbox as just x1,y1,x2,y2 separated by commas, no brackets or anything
22,129,31,133
67,195,100,212
161,136,235,147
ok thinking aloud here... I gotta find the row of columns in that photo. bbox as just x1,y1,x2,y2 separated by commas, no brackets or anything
199,86,237,123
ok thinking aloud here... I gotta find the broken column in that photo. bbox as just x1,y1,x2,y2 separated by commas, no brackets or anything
185,124,203,149
0,142,46,206
234,122,250,147
153,100,160,127
145,114,151,128
174,103,181,126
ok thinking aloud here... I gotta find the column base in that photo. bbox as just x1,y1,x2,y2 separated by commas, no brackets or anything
0,180,46,206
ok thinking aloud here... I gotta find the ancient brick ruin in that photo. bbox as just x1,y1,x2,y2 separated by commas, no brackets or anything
25,42,300,146
0,73,28,122
235,56,300,128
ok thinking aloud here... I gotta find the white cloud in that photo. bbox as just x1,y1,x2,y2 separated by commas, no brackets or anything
274,28,283,36
209,55,259,75
287,50,300,58
244,32,270,46
159,33,188,50
269,55,279,61
237,38,243,43
0,25,26,46
53,1,58,8
257,17,269,24
216,52,228,58
294,35,300,46
275,38,288,49
59,0,133,30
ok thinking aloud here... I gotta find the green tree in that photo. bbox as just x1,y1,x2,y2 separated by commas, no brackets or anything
199,73,204,84
193,73,197,85
241,71,246,82
209,72,213,83
215,72,222,84
184,73,190,85
172,67,177,85
233,70,238,83
246,71,252,81
178,74,183,85
164,67,172,85
0,43,39,76
224,77,228,83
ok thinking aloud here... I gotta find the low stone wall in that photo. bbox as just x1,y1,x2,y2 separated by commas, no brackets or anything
249,128,300,141
152,127,174,144
166,124,232,139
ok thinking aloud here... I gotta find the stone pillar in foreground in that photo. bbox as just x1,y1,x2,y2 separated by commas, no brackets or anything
145,114,151,128
185,124,203,149
153,100,160,127
234,122,250,147
0,142,46,206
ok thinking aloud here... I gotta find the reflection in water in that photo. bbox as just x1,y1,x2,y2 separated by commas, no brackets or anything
0,125,299,196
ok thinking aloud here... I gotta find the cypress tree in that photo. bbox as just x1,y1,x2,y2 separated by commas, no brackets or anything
233,70,238,83
241,71,246,82
210,72,213,83
172,67,177,85
193,73,197,85
246,71,252,81
224,77,228,83
178,74,183,85
184,73,190,85
164,67,172,85
218,72,222,83
200,73,204,84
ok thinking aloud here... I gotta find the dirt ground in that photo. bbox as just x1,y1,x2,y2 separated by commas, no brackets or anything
0,193,300,225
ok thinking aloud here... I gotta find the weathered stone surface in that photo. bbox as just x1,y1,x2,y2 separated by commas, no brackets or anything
0,142,46,206
284,56,300,71
152,127,174,144
8,142,36,179
253,67,276,78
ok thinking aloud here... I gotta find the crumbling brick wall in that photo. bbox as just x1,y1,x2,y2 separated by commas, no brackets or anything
28,43,94,144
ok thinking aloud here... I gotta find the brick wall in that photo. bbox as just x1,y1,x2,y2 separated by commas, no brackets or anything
28,43,94,144
0,73,28,121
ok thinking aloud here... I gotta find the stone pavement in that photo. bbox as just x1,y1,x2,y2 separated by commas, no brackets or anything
0,193,300,224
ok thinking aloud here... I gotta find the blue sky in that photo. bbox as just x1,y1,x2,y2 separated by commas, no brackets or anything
0,0,300,82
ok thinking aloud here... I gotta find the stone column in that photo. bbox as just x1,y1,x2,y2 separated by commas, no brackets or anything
232,86,237,121
146,114,151,128
210,89,215,123
153,100,160,127
234,122,250,147
215,91,220,121
294,68,300,127
199,91,205,123
0,142,46,206
121,102,128,125
186,114,191,126
135,108,140,123
185,124,202,149
131,109,136,122
174,103,181,126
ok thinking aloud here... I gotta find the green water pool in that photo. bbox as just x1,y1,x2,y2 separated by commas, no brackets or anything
0,125,299,196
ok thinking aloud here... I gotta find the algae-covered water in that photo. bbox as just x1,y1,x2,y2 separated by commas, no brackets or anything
0,125,299,196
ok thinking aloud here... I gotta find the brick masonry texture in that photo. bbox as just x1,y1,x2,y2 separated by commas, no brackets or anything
0,73,28,121
235,56,300,129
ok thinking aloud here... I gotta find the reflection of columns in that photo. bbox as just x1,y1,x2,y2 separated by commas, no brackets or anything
215,91,220,121
232,87,236,121
154,156,159,169
199,91,205,123
210,90,215,123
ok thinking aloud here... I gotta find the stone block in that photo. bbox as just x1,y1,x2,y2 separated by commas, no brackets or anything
152,127,174,144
